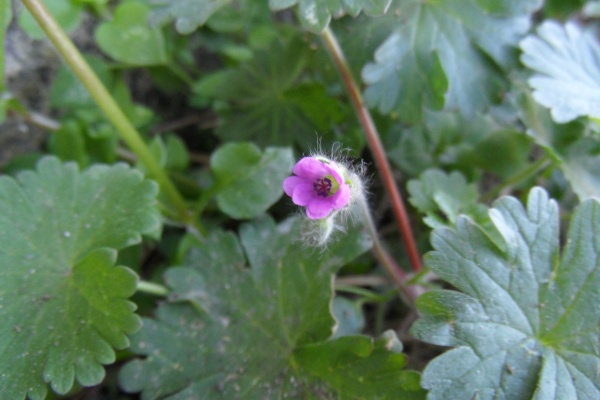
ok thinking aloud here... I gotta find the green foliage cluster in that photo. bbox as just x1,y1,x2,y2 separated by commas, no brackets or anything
1,0,600,399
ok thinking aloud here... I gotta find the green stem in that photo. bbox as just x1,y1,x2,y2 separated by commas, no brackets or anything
137,280,169,296
21,0,201,232
321,26,422,273
167,62,195,86
355,182,418,306
335,284,395,304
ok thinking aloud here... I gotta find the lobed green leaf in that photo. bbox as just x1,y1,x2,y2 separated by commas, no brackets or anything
0,157,161,399
362,0,541,122
120,217,424,399
411,187,600,399
520,21,600,123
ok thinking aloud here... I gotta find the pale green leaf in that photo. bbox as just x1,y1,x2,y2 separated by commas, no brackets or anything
362,0,541,122
148,0,232,34
269,0,392,33
520,21,600,123
0,157,161,399
411,187,600,399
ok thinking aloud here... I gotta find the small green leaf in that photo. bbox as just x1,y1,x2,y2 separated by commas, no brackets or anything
0,157,161,399
49,56,113,110
269,0,392,32
18,0,82,39
148,0,232,34
520,21,600,123
331,296,365,338
211,142,294,219
362,0,540,121
411,187,600,399
120,217,422,398
48,119,88,167
141,134,190,174
95,2,168,66
408,169,487,229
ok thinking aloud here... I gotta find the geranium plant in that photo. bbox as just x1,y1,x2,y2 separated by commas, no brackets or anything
0,0,599,399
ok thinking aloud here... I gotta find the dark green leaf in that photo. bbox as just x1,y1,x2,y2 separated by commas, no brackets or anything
95,2,168,66
544,0,585,18
0,157,161,399
520,21,600,123
211,142,294,219
120,217,422,399
464,129,531,179
386,110,500,177
295,331,424,399
195,34,343,148
362,0,541,122
411,187,600,399
48,119,88,167
49,56,113,110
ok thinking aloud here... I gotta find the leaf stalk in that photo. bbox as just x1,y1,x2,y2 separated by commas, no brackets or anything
356,188,419,306
320,26,422,272
21,0,203,234
137,280,169,296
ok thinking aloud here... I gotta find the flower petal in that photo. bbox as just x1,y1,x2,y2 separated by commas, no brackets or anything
293,157,330,181
292,182,315,206
306,198,334,219
330,182,351,209
283,176,305,197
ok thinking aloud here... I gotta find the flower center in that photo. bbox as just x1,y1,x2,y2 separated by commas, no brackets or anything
313,175,339,198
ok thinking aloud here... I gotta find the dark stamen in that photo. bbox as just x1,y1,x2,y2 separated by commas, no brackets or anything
313,177,333,198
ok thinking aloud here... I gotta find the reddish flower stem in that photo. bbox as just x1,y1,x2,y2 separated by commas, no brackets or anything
321,26,422,273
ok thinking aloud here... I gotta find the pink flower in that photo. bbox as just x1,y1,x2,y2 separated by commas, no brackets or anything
283,157,351,219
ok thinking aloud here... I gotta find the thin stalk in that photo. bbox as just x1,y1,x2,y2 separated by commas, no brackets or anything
21,0,201,232
321,26,422,272
167,62,195,86
356,191,418,306
137,280,169,296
